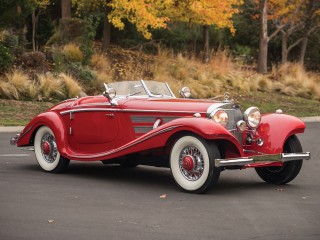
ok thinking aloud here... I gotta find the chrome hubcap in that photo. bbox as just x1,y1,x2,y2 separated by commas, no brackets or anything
179,146,204,181
41,133,58,163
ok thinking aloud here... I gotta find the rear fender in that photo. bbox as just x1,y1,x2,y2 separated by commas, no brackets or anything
244,113,306,156
17,112,68,157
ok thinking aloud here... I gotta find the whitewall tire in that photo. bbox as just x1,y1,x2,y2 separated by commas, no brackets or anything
34,126,69,173
170,135,220,193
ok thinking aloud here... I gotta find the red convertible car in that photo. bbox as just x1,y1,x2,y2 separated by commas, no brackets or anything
11,80,310,193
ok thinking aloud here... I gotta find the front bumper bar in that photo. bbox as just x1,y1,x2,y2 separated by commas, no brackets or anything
215,152,311,167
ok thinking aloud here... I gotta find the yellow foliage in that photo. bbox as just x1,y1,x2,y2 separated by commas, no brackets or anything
108,0,170,39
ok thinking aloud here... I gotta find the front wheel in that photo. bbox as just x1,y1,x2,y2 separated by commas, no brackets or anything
255,135,303,184
34,126,70,173
170,135,221,193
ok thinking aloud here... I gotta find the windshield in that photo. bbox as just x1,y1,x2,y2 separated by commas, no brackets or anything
106,80,175,98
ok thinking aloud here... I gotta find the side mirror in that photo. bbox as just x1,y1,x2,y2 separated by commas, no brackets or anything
103,88,116,102
179,87,191,98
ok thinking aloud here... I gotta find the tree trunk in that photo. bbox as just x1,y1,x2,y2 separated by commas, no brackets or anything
203,25,209,63
281,31,288,64
299,36,309,65
61,0,71,19
32,11,36,51
102,8,112,51
257,0,268,74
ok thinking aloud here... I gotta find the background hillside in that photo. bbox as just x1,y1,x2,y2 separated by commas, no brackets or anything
0,0,319,126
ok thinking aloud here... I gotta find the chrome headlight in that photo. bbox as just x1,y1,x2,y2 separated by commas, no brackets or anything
244,107,261,128
210,108,229,127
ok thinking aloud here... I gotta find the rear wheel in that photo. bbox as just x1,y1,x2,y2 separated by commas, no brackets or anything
170,135,220,193
34,126,69,173
255,135,303,184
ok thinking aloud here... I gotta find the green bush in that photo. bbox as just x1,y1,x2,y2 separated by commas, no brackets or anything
67,62,95,84
0,42,14,72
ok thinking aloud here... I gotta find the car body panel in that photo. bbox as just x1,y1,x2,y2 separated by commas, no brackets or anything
243,114,306,156
15,80,308,169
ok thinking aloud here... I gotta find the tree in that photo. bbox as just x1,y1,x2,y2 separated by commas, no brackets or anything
107,0,170,39
60,0,72,43
299,0,320,64
256,0,296,73
73,0,110,49
166,0,242,62
61,0,71,19
30,0,50,51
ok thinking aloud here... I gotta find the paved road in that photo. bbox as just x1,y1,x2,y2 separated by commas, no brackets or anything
0,123,319,240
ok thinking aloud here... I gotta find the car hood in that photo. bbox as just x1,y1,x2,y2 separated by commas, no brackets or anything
119,98,232,115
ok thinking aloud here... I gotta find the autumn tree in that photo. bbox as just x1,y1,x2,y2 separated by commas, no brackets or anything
73,0,170,50
256,0,295,73
166,0,242,62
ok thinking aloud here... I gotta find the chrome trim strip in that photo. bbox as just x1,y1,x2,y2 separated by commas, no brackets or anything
131,116,156,123
140,79,152,96
215,152,311,167
60,108,205,116
165,82,176,98
134,126,153,133
70,125,181,159
60,108,115,115
282,152,311,161
75,103,111,108
130,115,180,123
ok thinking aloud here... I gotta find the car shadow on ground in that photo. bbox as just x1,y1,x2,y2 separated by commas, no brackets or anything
18,161,300,195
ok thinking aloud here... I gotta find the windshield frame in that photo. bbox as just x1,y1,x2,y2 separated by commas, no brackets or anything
105,80,176,99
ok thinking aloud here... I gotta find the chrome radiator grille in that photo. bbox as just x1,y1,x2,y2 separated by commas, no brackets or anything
225,108,243,144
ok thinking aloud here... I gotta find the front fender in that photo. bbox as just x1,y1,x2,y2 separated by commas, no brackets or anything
17,111,68,157
245,113,306,155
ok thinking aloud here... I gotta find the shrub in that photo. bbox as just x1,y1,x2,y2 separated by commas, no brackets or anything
90,53,111,72
37,73,65,100
21,51,46,67
5,70,29,93
67,62,95,84
0,79,19,99
59,73,84,98
62,43,84,63
0,42,14,72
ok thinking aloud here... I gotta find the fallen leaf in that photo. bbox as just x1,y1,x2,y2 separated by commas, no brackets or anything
48,220,54,223
160,194,167,199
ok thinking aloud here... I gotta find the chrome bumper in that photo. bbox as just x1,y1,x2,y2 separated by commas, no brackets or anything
215,152,311,167
10,134,20,146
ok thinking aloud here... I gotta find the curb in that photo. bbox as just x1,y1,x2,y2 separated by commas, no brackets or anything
1,117,319,133
0,126,24,133
300,116,320,123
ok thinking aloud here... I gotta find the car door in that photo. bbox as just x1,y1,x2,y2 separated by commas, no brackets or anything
66,108,120,154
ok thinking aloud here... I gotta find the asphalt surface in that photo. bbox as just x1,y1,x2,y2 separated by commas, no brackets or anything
0,123,319,240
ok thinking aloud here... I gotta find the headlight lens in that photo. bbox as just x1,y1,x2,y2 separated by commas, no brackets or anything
210,109,229,127
244,107,261,128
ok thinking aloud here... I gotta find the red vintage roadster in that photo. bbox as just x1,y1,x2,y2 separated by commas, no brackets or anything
10,80,310,193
